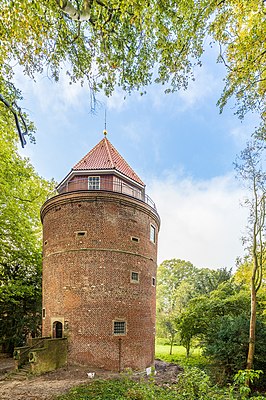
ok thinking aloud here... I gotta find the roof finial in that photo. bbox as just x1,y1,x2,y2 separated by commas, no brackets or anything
103,109,107,136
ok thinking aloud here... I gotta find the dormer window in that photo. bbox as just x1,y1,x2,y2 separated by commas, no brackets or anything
88,176,100,190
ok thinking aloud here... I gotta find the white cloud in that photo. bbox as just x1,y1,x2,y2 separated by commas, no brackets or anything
229,119,260,148
177,66,220,111
14,67,88,117
148,173,249,269
121,121,143,146
128,64,222,114
102,88,127,112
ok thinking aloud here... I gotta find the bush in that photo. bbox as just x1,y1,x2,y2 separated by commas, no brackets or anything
56,369,266,400
203,315,266,384
57,378,177,400
56,370,231,400
175,367,229,400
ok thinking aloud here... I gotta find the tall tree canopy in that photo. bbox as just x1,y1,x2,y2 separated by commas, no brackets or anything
0,122,54,352
0,0,265,143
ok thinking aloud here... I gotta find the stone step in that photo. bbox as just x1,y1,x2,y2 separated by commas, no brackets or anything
6,363,31,381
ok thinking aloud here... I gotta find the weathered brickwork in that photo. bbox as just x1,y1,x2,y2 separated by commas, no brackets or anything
41,191,160,371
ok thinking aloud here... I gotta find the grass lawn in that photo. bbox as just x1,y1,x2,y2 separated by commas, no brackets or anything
155,342,207,369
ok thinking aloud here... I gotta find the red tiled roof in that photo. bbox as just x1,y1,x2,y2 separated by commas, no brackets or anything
73,137,144,186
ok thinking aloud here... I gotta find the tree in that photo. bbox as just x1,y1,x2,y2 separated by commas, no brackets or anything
156,259,198,353
156,259,232,356
0,124,54,353
234,257,266,330
177,281,250,360
203,315,266,381
157,259,197,314
234,140,266,371
193,267,232,296
0,0,265,144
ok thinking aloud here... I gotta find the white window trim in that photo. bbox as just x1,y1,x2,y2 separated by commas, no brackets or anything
150,224,156,243
88,176,100,190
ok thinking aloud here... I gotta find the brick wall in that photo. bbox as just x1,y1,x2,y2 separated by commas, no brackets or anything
41,191,160,371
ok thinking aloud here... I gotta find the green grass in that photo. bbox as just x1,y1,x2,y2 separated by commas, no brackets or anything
155,342,208,369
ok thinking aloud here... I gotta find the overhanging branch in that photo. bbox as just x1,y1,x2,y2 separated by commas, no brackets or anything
0,94,27,147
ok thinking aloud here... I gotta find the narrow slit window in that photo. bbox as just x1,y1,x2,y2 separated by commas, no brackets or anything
150,224,156,243
131,237,139,243
152,277,156,287
42,308,46,318
76,231,87,237
113,321,126,335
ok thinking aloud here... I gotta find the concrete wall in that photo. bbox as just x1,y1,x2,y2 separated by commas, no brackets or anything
29,338,67,374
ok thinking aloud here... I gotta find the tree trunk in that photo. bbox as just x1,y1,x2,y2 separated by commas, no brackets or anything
169,334,174,355
246,269,257,370
186,339,190,358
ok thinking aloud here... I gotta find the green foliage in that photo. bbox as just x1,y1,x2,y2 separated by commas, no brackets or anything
157,259,232,357
0,124,54,352
157,259,197,313
210,1,266,123
56,370,245,400
176,367,226,400
155,342,207,369
56,378,177,400
0,0,265,135
175,280,243,357
176,281,262,382
230,370,264,400
194,267,232,296
156,259,198,355
234,139,265,371
55,367,266,399
176,283,266,383
203,315,249,377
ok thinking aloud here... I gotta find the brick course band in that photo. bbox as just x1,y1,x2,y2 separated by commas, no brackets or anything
45,247,154,261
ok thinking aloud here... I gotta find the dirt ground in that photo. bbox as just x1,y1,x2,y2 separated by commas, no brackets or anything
0,355,182,400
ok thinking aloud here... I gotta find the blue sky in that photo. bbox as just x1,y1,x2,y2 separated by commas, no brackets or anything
17,46,258,270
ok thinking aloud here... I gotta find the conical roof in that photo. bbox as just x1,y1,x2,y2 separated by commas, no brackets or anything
73,136,144,186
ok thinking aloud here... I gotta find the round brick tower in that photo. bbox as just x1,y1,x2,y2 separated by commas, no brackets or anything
41,133,160,371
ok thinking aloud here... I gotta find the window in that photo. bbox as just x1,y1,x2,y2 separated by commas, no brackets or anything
76,231,87,237
131,271,139,283
42,308,46,318
113,321,126,335
131,237,139,243
152,277,156,287
88,176,100,190
150,224,156,243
